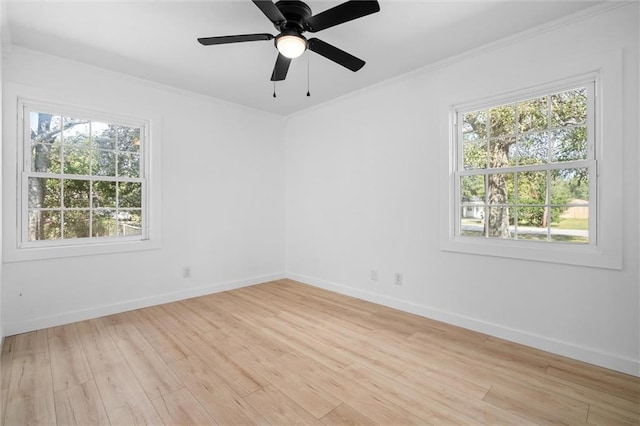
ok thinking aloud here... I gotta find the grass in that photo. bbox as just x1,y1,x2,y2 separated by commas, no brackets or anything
461,216,589,244
463,217,588,230
552,218,588,230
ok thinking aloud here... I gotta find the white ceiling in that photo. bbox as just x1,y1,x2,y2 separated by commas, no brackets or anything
5,0,603,116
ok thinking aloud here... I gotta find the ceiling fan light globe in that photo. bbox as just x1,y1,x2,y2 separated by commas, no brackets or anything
277,35,307,59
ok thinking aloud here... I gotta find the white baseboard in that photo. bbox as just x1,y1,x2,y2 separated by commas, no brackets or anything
3,272,285,336
286,271,640,377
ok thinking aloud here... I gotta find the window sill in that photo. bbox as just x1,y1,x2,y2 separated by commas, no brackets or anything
4,238,161,263
440,236,622,270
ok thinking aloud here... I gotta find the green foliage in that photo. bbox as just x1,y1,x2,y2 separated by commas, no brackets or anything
463,140,486,170
119,182,142,208
554,171,588,200
551,89,587,127
552,127,587,162
518,96,547,133
489,105,515,137
460,175,484,202
516,132,548,165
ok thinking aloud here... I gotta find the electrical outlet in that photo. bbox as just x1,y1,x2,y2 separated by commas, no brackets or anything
183,266,191,278
370,270,378,281
394,272,403,286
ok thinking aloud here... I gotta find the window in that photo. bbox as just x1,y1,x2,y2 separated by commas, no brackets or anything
19,100,148,248
442,53,623,270
454,81,595,245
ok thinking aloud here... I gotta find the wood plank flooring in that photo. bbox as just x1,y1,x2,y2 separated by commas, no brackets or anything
1,279,639,425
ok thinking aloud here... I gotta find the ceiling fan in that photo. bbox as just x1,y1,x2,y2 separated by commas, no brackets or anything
197,0,380,81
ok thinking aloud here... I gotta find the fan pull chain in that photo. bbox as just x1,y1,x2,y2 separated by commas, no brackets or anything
273,81,277,98
306,52,311,97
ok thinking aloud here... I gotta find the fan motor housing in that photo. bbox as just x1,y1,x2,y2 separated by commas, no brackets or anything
275,0,312,31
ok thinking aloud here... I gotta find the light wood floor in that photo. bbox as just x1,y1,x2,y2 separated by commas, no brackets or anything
1,279,639,425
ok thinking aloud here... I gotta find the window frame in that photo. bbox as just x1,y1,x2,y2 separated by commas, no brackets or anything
453,79,596,246
441,68,623,270
9,97,161,261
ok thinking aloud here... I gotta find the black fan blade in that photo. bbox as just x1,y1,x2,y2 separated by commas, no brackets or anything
308,38,365,72
306,1,380,33
271,53,292,81
252,0,286,24
198,33,274,46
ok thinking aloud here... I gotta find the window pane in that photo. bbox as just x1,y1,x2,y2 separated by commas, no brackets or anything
518,96,548,133
551,127,587,162
489,137,515,168
119,182,142,208
488,172,514,204
463,139,487,170
30,113,62,173
62,118,90,147
94,150,116,176
460,175,486,235
517,132,549,165
551,206,589,243
63,147,91,175
29,177,61,209
515,207,548,241
551,88,587,127
30,113,61,144
92,122,115,150
28,210,62,241
118,153,140,178
463,110,487,141
517,170,547,205
460,207,484,236
461,175,485,202
63,179,90,208
31,142,61,173
116,126,141,153
63,210,91,239
551,168,589,203
487,206,513,239
489,105,515,137
93,181,116,207
551,168,589,243
119,210,142,236
516,206,548,233
92,210,117,237
28,177,43,209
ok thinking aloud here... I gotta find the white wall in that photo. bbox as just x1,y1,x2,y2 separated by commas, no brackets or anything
2,48,285,334
285,3,639,375
0,0,5,345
